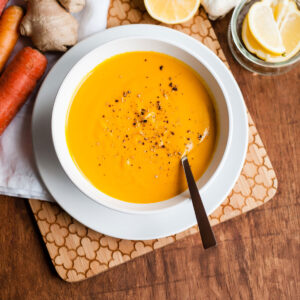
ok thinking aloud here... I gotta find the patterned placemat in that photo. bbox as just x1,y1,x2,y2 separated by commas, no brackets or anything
28,0,277,282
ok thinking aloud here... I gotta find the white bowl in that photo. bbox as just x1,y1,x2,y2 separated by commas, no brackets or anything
52,36,233,214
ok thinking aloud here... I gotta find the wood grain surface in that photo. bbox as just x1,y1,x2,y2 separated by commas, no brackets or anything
0,13,299,300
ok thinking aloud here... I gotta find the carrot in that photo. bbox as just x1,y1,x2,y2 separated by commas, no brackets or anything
0,6,23,73
0,47,47,135
0,0,8,16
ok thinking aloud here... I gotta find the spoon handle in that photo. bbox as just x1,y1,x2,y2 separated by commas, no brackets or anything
181,156,216,249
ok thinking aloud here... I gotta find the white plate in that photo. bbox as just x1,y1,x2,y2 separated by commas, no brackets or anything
32,25,248,240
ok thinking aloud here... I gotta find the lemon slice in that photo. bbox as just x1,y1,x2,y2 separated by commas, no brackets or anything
279,9,300,60
242,14,283,62
248,2,285,55
279,0,299,29
262,0,288,18
242,15,272,60
273,0,298,31
144,0,201,24
262,0,297,27
272,0,290,26
262,0,289,21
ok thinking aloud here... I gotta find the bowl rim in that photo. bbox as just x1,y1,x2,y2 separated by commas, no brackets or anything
51,36,233,214
230,0,300,69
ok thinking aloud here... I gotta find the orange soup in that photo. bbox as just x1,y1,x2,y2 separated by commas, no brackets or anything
66,52,217,203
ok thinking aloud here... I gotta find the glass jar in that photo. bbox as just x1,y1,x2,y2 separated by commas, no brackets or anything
228,0,300,75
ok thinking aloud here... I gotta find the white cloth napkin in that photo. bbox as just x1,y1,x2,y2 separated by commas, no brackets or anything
0,0,110,201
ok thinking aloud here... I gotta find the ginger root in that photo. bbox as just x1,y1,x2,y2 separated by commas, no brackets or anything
20,0,81,52
58,0,85,13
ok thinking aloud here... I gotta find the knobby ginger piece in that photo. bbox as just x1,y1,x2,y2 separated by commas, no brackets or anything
20,0,79,52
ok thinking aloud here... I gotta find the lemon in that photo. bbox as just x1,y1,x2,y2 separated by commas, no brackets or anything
272,0,290,26
274,0,298,29
144,0,201,24
279,8,300,60
242,0,300,63
248,2,285,55
278,0,299,29
242,14,285,62
242,15,274,60
261,0,292,26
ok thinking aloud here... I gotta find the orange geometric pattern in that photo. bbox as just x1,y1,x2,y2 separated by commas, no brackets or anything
28,0,277,282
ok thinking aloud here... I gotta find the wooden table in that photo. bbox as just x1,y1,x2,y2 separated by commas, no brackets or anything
0,14,299,300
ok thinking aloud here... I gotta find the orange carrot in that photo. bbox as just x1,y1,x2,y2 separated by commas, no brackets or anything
0,47,47,135
0,0,8,16
0,6,23,73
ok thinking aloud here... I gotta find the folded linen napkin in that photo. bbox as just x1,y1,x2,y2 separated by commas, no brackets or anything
0,0,110,201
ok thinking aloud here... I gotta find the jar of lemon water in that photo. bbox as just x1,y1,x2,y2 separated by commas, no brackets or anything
228,0,300,75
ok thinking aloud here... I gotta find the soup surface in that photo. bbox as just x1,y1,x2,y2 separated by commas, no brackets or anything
66,51,217,203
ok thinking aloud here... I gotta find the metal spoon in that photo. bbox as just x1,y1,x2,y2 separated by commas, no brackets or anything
181,156,216,249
